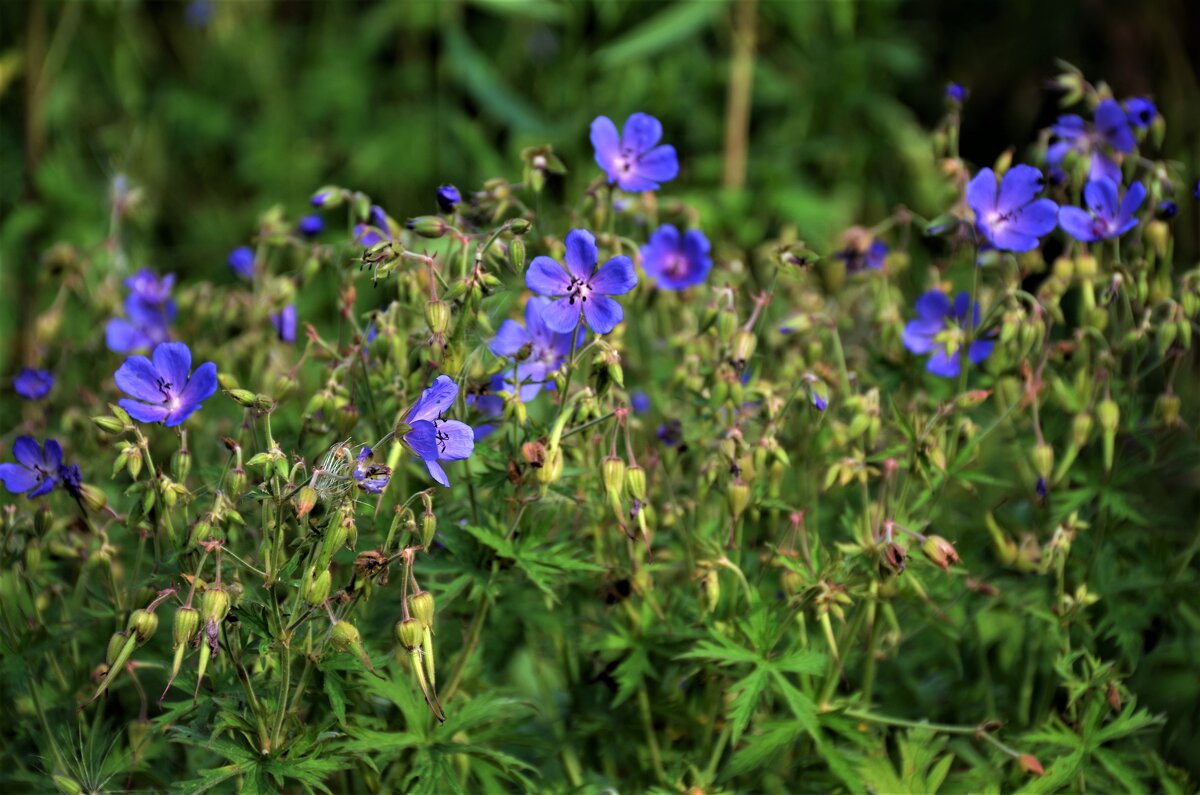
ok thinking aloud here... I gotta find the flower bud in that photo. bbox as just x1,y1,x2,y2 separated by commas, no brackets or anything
536,446,563,485
294,486,318,518
1071,412,1093,448
716,307,738,342
425,300,451,335
602,456,626,501
173,606,201,646
408,591,435,630
106,631,129,666
1017,754,1044,776
53,775,83,795
395,617,423,650
1030,443,1054,479
727,480,750,520
228,466,247,496
303,567,332,606
320,521,349,569
1154,392,1181,427
731,330,757,368
406,216,448,238
508,238,526,274
921,535,960,572
200,587,231,625
509,218,532,235
421,511,437,549
92,415,127,435
1097,398,1120,433
127,609,159,645
225,388,259,408
331,619,361,650
625,465,647,502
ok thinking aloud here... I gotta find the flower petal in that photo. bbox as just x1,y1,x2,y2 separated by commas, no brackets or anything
582,294,624,334
407,375,458,423
966,168,997,217
526,256,572,297
0,462,39,494
590,116,621,180
118,399,170,424
1089,153,1121,185
115,355,166,403
1058,206,1099,243
622,112,663,153
405,421,440,461
12,437,42,469
106,319,148,353
164,403,204,428
424,458,449,488
435,420,475,461
42,440,63,471
1095,99,1134,152
902,321,939,354
988,227,1040,253
564,229,598,281
968,338,995,364
1118,181,1147,224
1010,198,1059,238
589,256,637,295
997,165,1046,215
152,342,192,391
28,476,57,498
489,320,531,357
524,296,551,340
926,349,961,378
633,145,678,185
1084,179,1119,221
540,297,582,334
914,291,950,322
178,361,218,407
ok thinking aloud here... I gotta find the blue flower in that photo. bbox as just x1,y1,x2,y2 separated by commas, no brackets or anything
946,83,968,103
298,214,324,237
14,368,53,400
903,291,994,378
1158,200,1177,220
115,341,218,427
228,246,255,279
404,375,474,487
1048,100,1133,182
489,296,582,402
1058,178,1146,243
1124,97,1157,129
590,113,679,192
105,268,176,353
60,463,84,500
526,229,637,334
836,235,888,274
1093,99,1136,152
656,419,683,448
640,225,712,289
966,166,1058,252
0,437,63,498
437,185,461,213
352,447,391,494
354,205,392,248
271,304,297,343
631,390,651,414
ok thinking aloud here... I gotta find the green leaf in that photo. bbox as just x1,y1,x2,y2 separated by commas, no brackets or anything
596,2,729,68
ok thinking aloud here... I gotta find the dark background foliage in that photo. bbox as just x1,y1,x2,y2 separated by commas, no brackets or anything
3,0,1199,367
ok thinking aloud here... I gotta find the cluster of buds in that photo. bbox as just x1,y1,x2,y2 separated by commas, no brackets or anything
86,588,174,706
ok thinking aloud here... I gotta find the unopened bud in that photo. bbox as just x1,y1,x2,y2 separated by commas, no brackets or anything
536,446,563,484
509,218,532,235
303,568,332,606
1071,413,1093,448
409,591,435,629
200,587,231,625
731,330,757,367
225,388,259,407
127,609,159,644
92,415,127,435
1030,443,1054,479
173,607,200,646
508,238,526,273
406,216,448,238
1155,392,1181,427
421,511,437,549
425,300,451,335
727,480,750,519
106,631,129,666
294,486,318,518
1097,398,1120,433
625,465,647,502
1017,754,1044,776
602,456,626,500
395,617,423,650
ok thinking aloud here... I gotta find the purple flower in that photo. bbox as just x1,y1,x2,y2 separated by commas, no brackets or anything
1158,200,1178,219
352,447,391,494
403,375,474,487
836,237,888,274
966,166,1058,252
1048,101,1134,181
14,368,53,400
354,206,392,248
298,214,324,237
114,341,218,427
526,229,637,334
1124,97,1157,129
946,83,968,103
105,268,176,353
228,246,255,279
590,113,679,192
903,291,994,378
1058,178,1146,243
1093,99,1136,153
0,437,63,498
489,296,582,402
640,225,712,290
656,419,683,448
1194,179,1199,200
311,190,334,207
60,463,83,500
437,185,461,213
271,304,297,343
631,390,650,414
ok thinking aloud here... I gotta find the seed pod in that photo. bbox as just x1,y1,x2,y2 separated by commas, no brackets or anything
1030,444,1054,480
731,330,757,368
508,238,526,274
225,388,259,408
319,522,349,569
421,511,437,549
625,465,647,502
53,775,83,795
1071,412,1093,448
173,607,200,646
1155,393,1181,427
172,447,192,482
1097,398,1120,472
106,631,129,665
536,446,563,485
92,415,126,435
127,609,159,645
408,591,435,630
406,216,448,238
303,568,332,606
425,300,451,335
395,618,423,651
332,620,377,674
200,587,231,626
716,308,738,342
294,486,318,518
727,481,750,520
921,535,960,572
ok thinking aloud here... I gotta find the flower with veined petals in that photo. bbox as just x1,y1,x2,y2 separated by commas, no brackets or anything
0,437,63,498
966,165,1058,252
115,341,218,427
403,375,474,487
488,296,583,402
903,291,994,378
1058,178,1146,243
640,224,712,290
590,113,679,192
14,368,53,400
526,229,637,334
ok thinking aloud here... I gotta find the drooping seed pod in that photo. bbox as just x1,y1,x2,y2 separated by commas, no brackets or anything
127,609,159,645
302,568,332,607
408,592,435,630
331,620,378,675
200,587,231,626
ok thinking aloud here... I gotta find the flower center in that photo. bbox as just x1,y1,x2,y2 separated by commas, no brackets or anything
155,377,175,404
663,253,689,279
566,277,592,304
615,148,639,175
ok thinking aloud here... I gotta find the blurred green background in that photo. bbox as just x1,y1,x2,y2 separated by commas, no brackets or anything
2,0,1199,366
